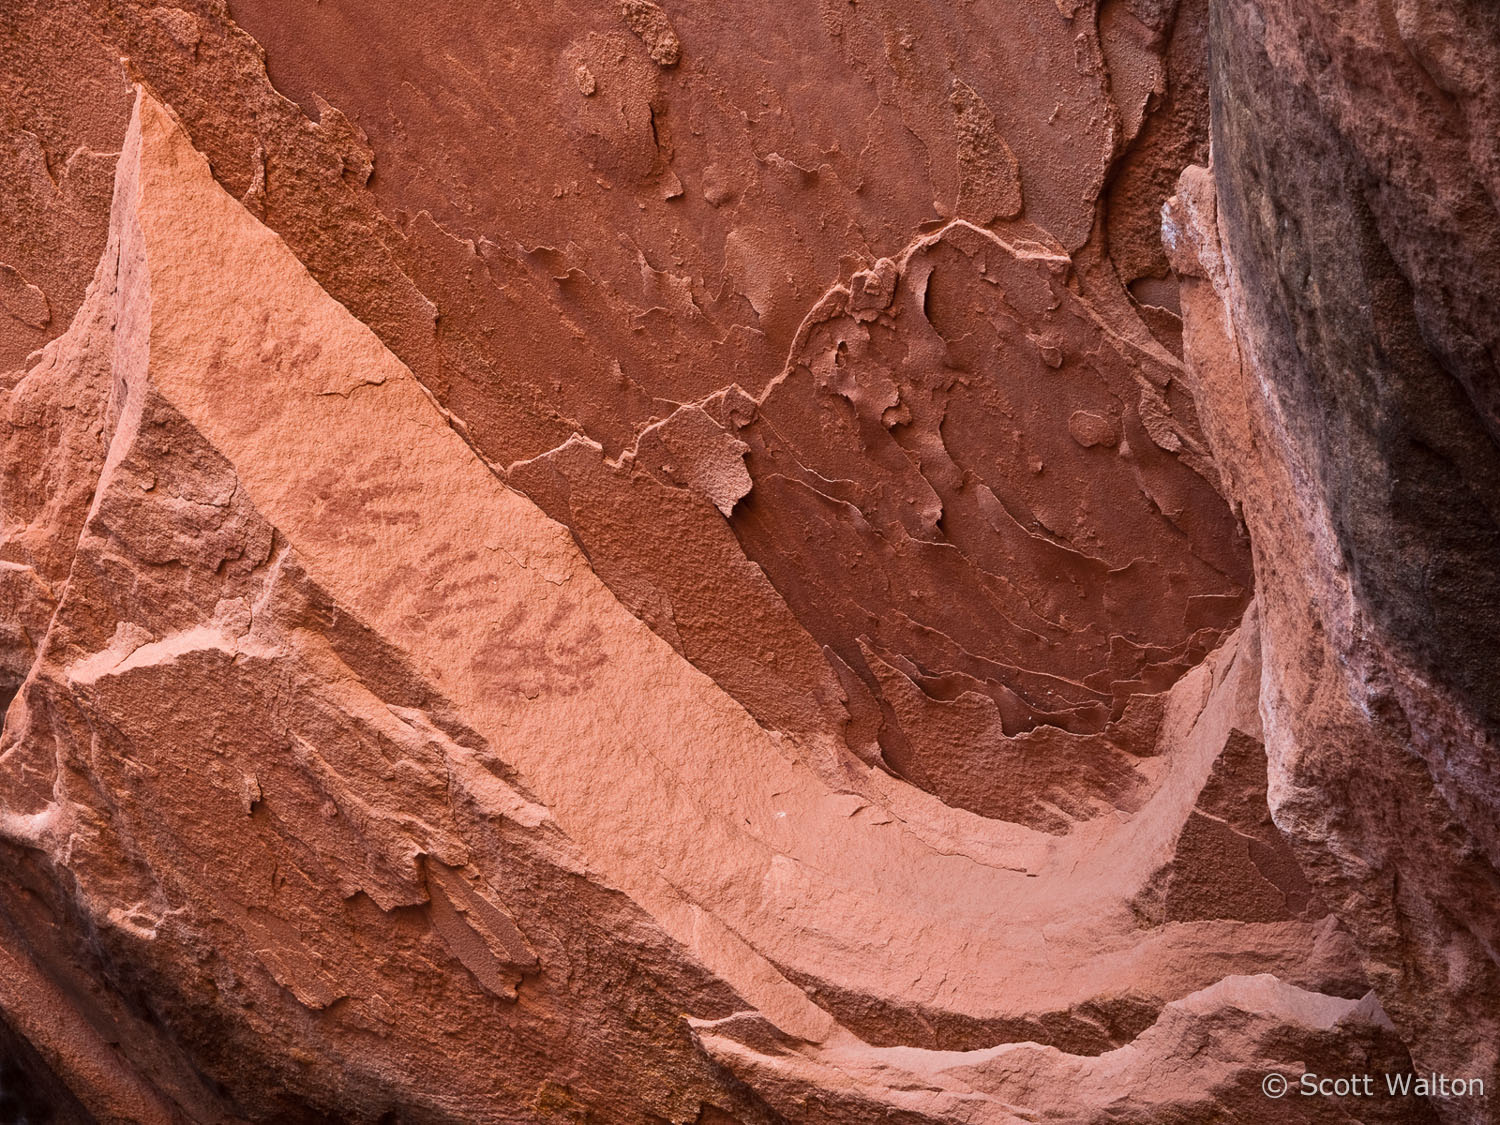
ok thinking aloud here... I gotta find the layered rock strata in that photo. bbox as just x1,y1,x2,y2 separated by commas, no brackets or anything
0,0,1492,1121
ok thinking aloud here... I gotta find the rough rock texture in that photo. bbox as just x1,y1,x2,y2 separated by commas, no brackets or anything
1162,1,1500,1120
0,0,1492,1121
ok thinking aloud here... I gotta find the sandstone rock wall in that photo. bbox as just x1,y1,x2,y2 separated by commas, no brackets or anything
0,0,1493,1121
1165,1,1500,1119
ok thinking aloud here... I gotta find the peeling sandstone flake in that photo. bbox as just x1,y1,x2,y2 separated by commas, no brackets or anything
618,0,680,67
950,78,1024,224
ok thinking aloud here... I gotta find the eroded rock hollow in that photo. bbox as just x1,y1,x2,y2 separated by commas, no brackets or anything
0,1,1494,1122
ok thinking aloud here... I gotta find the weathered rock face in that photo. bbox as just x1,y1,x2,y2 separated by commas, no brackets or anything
0,0,1490,1122
1166,0,1500,1118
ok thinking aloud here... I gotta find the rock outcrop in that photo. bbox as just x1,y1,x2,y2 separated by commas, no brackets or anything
0,0,1493,1121
1164,1,1500,1119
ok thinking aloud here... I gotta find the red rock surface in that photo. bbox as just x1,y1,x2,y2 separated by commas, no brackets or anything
0,1,1491,1122
1164,1,1500,1120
